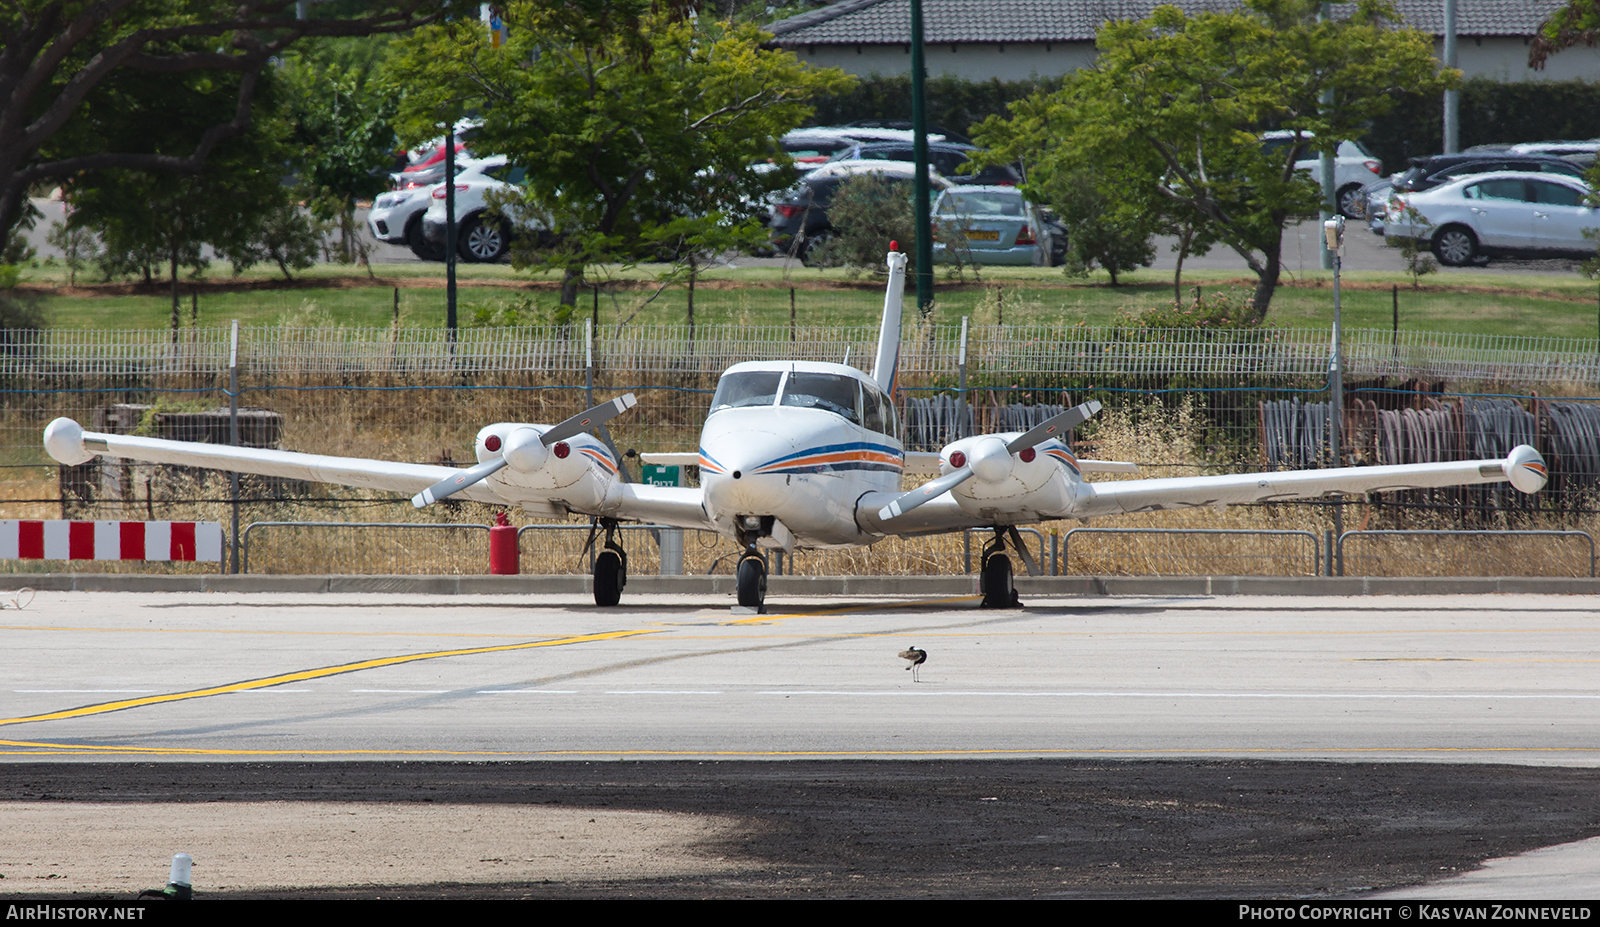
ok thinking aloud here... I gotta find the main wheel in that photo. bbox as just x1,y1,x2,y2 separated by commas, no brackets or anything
980,551,1015,609
405,215,446,262
736,554,767,608
1431,225,1479,267
593,549,625,607
459,216,510,262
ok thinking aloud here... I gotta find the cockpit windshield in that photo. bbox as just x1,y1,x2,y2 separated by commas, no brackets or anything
780,371,860,424
711,371,782,411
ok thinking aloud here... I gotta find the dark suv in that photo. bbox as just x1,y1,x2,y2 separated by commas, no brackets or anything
1394,153,1584,194
767,161,952,265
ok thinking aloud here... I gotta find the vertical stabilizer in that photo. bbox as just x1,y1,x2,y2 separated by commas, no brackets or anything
871,247,909,395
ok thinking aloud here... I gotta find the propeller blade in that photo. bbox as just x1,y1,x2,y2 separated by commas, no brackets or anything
540,393,638,446
412,456,509,508
412,393,639,508
877,465,974,521
879,400,1102,522
1004,400,1101,455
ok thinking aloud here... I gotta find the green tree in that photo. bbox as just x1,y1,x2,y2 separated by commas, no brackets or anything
278,37,399,269
384,3,852,307
974,0,1453,318
0,0,444,251
1530,0,1600,69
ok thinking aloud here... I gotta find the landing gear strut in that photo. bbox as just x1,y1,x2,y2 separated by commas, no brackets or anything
592,519,627,607
979,530,1019,609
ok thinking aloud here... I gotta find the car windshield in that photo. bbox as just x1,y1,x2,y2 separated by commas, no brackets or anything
711,371,782,411
937,192,1023,217
780,371,860,423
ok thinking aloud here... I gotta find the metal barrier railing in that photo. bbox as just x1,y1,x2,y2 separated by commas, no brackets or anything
1060,528,1323,577
1335,530,1597,578
236,521,1596,580
242,522,492,574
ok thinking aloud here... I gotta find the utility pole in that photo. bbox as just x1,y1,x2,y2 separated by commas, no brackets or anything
1443,0,1460,153
909,0,933,315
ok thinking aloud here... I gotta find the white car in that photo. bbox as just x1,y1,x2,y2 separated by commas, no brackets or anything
418,157,529,263
369,155,508,261
1260,131,1384,219
1384,171,1599,266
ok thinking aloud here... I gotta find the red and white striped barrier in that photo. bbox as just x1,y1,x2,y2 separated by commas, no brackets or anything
0,521,223,562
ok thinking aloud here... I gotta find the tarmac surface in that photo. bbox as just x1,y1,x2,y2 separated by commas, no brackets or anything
1,583,1599,899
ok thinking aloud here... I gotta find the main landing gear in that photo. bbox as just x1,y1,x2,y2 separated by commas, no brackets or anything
979,528,1023,610
592,519,627,607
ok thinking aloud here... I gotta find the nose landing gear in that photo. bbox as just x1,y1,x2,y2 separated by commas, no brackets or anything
736,552,768,609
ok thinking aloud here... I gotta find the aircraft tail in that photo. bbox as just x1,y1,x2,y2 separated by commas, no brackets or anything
871,245,909,395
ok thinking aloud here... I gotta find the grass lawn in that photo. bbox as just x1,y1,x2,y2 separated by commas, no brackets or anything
17,259,1600,340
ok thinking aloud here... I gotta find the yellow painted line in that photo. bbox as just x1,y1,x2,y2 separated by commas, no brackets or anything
720,595,982,626
0,624,605,641
0,628,658,728
1,742,1598,759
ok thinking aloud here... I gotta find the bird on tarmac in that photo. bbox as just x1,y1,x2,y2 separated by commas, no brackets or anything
899,646,927,682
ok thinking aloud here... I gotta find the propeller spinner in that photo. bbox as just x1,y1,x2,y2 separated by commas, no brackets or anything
411,393,638,507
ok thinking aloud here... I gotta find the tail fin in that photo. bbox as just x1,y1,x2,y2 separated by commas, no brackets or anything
871,245,908,395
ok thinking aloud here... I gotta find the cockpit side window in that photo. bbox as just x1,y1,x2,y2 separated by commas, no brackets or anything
711,371,783,412
780,371,861,424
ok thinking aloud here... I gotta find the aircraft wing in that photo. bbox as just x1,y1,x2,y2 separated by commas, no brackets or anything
602,483,716,532
44,418,508,505
1073,452,1545,518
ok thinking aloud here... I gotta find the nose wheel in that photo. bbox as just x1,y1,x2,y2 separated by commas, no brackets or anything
979,531,1019,609
592,520,627,607
736,552,768,609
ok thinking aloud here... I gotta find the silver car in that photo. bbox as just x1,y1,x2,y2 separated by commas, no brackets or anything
930,186,1064,266
1385,171,1598,266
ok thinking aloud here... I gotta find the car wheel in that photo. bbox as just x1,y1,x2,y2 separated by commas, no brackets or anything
1431,225,1479,267
458,216,510,263
1337,184,1366,219
405,216,445,262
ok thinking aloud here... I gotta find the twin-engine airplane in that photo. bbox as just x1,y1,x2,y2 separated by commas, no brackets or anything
43,248,1548,609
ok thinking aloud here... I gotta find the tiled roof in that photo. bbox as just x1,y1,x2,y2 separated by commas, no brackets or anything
765,0,1570,46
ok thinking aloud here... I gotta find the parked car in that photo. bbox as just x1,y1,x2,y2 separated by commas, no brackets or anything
767,159,952,265
930,186,1065,266
825,140,1021,186
1508,139,1600,167
1359,177,1396,234
772,127,949,173
1260,131,1384,219
418,156,531,263
1392,153,1585,195
370,156,510,261
1384,171,1599,266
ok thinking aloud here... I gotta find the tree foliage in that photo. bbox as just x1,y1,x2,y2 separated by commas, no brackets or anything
0,0,445,248
1530,0,1600,69
383,2,852,305
974,0,1454,318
